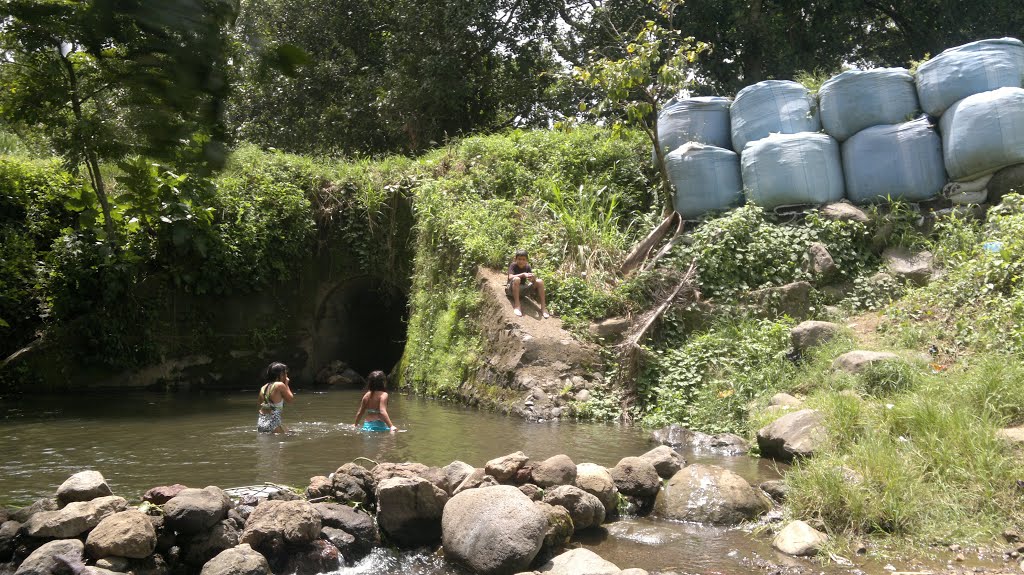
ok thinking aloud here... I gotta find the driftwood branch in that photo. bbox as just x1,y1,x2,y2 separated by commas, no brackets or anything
620,212,679,275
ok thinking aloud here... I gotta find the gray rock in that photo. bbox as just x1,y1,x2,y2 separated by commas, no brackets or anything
653,464,770,525
997,426,1024,444
442,485,548,575
531,455,577,488
652,425,752,454
240,499,321,551
56,471,113,507
542,485,605,531
759,480,789,502
330,473,367,504
747,281,812,320
15,539,85,575
94,557,129,572
769,393,802,407
11,499,57,523
199,544,270,575
533,502,573,551
312,503,377,557
804,242,837,280
181,519,239,567
23,496,128,539
375,476,448,548
820,201,870,223
574,389,591,402
0,520,20,561
370,462,444,490
791,321,843,354
883,247,935,286
319,527,356,558
127,553,169,575
142,485,187,506
454,468,499,494
638,446,684,480
85,510,157,559
832,350,901,374
537,548,620,575
442,461,475,495
588,317,631,339
519,484,543,502
281,540,340,575
609,457,661,498
987,163,1024,205
164,487,232,535
83,567,122,575
485,451,530,483
335,463,374,493
757,409,827,461
772,520,828,556
619,570,650,575
574,463,618,515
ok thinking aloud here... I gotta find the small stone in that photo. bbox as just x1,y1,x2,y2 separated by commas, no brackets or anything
1005,529,1022,543
956,553,965,562
821,201,870,223
575,389,591,402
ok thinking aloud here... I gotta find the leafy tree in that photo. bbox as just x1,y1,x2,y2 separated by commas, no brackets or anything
0,0,237,238
574,0,707,215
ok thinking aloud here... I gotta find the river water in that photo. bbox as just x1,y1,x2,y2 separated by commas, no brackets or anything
0,388,956,575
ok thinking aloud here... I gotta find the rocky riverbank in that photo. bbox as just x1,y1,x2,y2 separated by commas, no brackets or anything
0,433,846,575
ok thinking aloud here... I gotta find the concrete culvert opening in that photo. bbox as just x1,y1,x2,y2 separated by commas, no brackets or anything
313,277,408,383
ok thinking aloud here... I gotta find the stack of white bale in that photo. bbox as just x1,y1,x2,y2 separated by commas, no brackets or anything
819,68,945,203
657,96,744,219
732,80,844,209
918,38,1024,185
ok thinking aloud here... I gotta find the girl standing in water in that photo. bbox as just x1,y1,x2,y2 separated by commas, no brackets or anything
353,370,398,432
257,362,294,433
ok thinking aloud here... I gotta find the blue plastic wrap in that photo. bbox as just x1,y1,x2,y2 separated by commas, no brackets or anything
915,37,1024,117
842,118,946,203
741,133,845,208
731,80,821,153
665,143,744,219
819,68,919,142
940,87,1024,181
658,96,733,154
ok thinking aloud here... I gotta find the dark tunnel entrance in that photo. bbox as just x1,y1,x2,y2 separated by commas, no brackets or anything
313,277,408,382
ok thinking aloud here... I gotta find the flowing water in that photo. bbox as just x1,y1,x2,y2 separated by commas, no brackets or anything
0,388,974,575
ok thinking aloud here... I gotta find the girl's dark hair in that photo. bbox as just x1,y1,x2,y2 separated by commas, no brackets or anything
264,362,289,383
515,249,528,258
367,370,387,392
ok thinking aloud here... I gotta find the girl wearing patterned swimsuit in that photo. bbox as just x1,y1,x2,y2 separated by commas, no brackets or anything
257,362,294,433
353,370,397,432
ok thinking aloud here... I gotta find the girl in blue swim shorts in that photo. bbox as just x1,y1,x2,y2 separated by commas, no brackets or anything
353,370,398,432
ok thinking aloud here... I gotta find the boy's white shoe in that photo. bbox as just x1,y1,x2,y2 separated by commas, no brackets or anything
513,308,523,317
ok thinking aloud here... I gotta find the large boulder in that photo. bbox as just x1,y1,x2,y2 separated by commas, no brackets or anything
533,502,573,551
747,281,812,320
15,539,85,575
142,485,187,506
331,473,369,505
638,446,684,479
56,471,113,507
542,486,605,531
442,485,548,575
485,451,530,483
200,544,271,575
757,409,828,461
164,487,232,535
442,461,476,495
370,462,443,490
281,540,340,575
0,520,20,561
791,321,843,354
375,476,448,548
11,499,58,523
531,455,577,488
609,457,661,499
335,463,375,493
181,519,240,566
85,510,157,559
23,496,128,539
832,350,901,374
804,242,838,280
536,548,620,575
311,503,378,556
240,500,321,551
772,520,828,556
653,464,770,525
574,464,618,515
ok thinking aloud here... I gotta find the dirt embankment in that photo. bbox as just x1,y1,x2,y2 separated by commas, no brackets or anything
468,268,605,420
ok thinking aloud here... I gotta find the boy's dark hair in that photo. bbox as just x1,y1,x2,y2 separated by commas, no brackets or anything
514,249,528,258
367,370,387,392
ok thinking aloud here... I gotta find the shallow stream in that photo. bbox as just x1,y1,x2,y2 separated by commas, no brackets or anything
0,388,982,574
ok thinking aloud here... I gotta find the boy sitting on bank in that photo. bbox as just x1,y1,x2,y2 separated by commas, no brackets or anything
506,249,549,319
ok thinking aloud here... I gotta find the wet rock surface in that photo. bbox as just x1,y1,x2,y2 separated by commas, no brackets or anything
442,485,548,575
757,409,828,461
654,464,770,525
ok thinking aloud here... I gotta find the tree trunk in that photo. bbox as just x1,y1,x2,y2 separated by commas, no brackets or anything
647,104,675,217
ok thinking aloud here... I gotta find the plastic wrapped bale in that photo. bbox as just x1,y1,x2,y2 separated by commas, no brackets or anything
819,68,920,142
842,118,946,203
658,97,733,154
915,37,1024,117
939,87,1024,181
730,80,821,153
665,143,744,219
741,133,845,209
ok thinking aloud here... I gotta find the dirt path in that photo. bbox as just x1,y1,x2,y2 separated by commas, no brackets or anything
477,267,573,343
